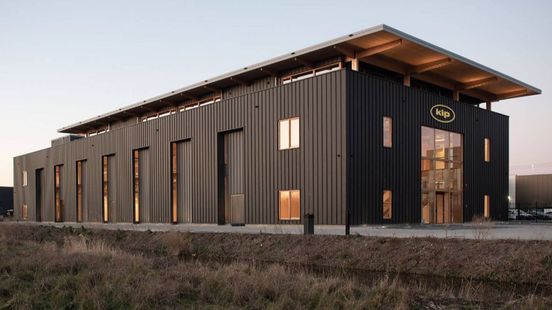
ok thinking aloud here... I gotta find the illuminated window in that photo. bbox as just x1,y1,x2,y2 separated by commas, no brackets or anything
102,156,109,223
54,165,62,222
22,204,28,220
22,170,27,187
279,117,300,150
76,160,84,223
383,117,392,148
279,190,300,220
484,138,491,162
383,190,392,219
171,142,178,224
484,195,490,218
133,150,140,223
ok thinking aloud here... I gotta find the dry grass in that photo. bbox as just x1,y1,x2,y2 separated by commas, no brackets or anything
1,224,551,309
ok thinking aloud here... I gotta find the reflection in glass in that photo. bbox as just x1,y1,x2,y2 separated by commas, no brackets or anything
421,126,463,224
383,190,392,219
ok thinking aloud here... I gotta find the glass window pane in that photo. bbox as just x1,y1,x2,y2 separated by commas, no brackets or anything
484,195,490,218
421,127,434,158
450,132,462,162
279,120,289,150
434,129,449,159
290,118,300,148
290,190,300,220
484,138,491,162
279,191,290,220
383,190,392,219
383,117,392,148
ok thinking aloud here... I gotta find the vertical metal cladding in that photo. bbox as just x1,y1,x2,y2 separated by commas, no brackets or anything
13,70,348,225
346,70,509,224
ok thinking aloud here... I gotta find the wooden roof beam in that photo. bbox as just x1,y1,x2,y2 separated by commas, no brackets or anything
230,77,250,87
456,76,498,90
333,45,355,58
495,89,528,101
294,57,314,69
356,39,402,59
409,57,452,74
260,67,279,77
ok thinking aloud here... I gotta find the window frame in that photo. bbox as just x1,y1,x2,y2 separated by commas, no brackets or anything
102,155,110,223
279,117,300,151
383,190,392,220
383,116,393,148
279,189,301,221
484,138,491,162
132,150,140,224
484,195,490,218
54,164,63,222
76,160,85,223
170,142,178,224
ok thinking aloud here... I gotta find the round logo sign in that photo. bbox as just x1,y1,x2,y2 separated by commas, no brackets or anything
430,105,455,123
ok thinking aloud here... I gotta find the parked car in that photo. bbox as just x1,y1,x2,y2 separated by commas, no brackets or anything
527,210,552,220
509,209,536,220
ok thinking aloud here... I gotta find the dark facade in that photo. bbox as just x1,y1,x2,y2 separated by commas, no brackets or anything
12,25,539,225
0,187,13,216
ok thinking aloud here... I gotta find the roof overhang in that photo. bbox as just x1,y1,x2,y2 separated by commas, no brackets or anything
59,24,541,134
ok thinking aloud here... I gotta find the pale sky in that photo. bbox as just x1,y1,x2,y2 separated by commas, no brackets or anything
1,0,550,186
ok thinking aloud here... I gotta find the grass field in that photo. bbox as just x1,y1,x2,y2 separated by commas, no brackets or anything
1,224,551,309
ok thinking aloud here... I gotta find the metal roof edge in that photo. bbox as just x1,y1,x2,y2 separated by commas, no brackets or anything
58,23,541,133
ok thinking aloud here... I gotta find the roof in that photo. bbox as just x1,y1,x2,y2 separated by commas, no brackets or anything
59,24,541,134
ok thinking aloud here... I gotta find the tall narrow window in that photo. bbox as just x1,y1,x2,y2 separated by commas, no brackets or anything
171,142,178,224
279,117,300,150
383,116,393,148
54,165,62,222
383,190,392,219
279,190,300,220
22,170,27,187
484,195,490,218
102,156,109,223
133,150,140,223
22,204,28,220
76,160,84,223
484,138,491,162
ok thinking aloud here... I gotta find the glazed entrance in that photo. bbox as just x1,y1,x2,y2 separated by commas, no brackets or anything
421,127,463,224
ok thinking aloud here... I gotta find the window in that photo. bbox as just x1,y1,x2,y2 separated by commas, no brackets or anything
383,190,392,219
171,142,178,224
484,195,490,218
22,170,27,187
76,161,84,222
102,156,109,223
279,117,300,150
383,117,392,148
22,204,28,220
133,150,140,223
279,190,300,220
484,138,491,162
54,165,62,222
281,62,341,84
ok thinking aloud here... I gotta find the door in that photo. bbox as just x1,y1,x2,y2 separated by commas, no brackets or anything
106,155,117,222
35,169,43,222
218,130,244,225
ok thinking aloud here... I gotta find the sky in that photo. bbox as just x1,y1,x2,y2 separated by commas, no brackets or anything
0,0,551,186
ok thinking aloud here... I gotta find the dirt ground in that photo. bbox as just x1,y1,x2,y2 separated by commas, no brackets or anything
1,223,552,309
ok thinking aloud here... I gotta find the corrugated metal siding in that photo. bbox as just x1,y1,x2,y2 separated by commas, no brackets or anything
516,175,552,205
346,70,509,224
14,70,347,224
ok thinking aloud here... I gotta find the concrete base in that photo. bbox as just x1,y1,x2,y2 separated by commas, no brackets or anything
2,221,552,240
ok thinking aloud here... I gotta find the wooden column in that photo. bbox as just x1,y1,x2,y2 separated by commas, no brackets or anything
351,58,359,71
486,102,492,111
403,74,411,87
452,90,460,102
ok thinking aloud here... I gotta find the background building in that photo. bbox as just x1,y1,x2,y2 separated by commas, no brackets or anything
13,25,540,225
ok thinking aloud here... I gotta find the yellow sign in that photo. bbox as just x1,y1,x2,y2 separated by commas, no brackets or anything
430,105,455,123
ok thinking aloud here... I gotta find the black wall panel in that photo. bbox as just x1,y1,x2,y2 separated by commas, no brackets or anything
346,70,509,224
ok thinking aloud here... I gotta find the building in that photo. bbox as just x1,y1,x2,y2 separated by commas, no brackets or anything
13,25,541,226
512,174,552,209
0,187,13,216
